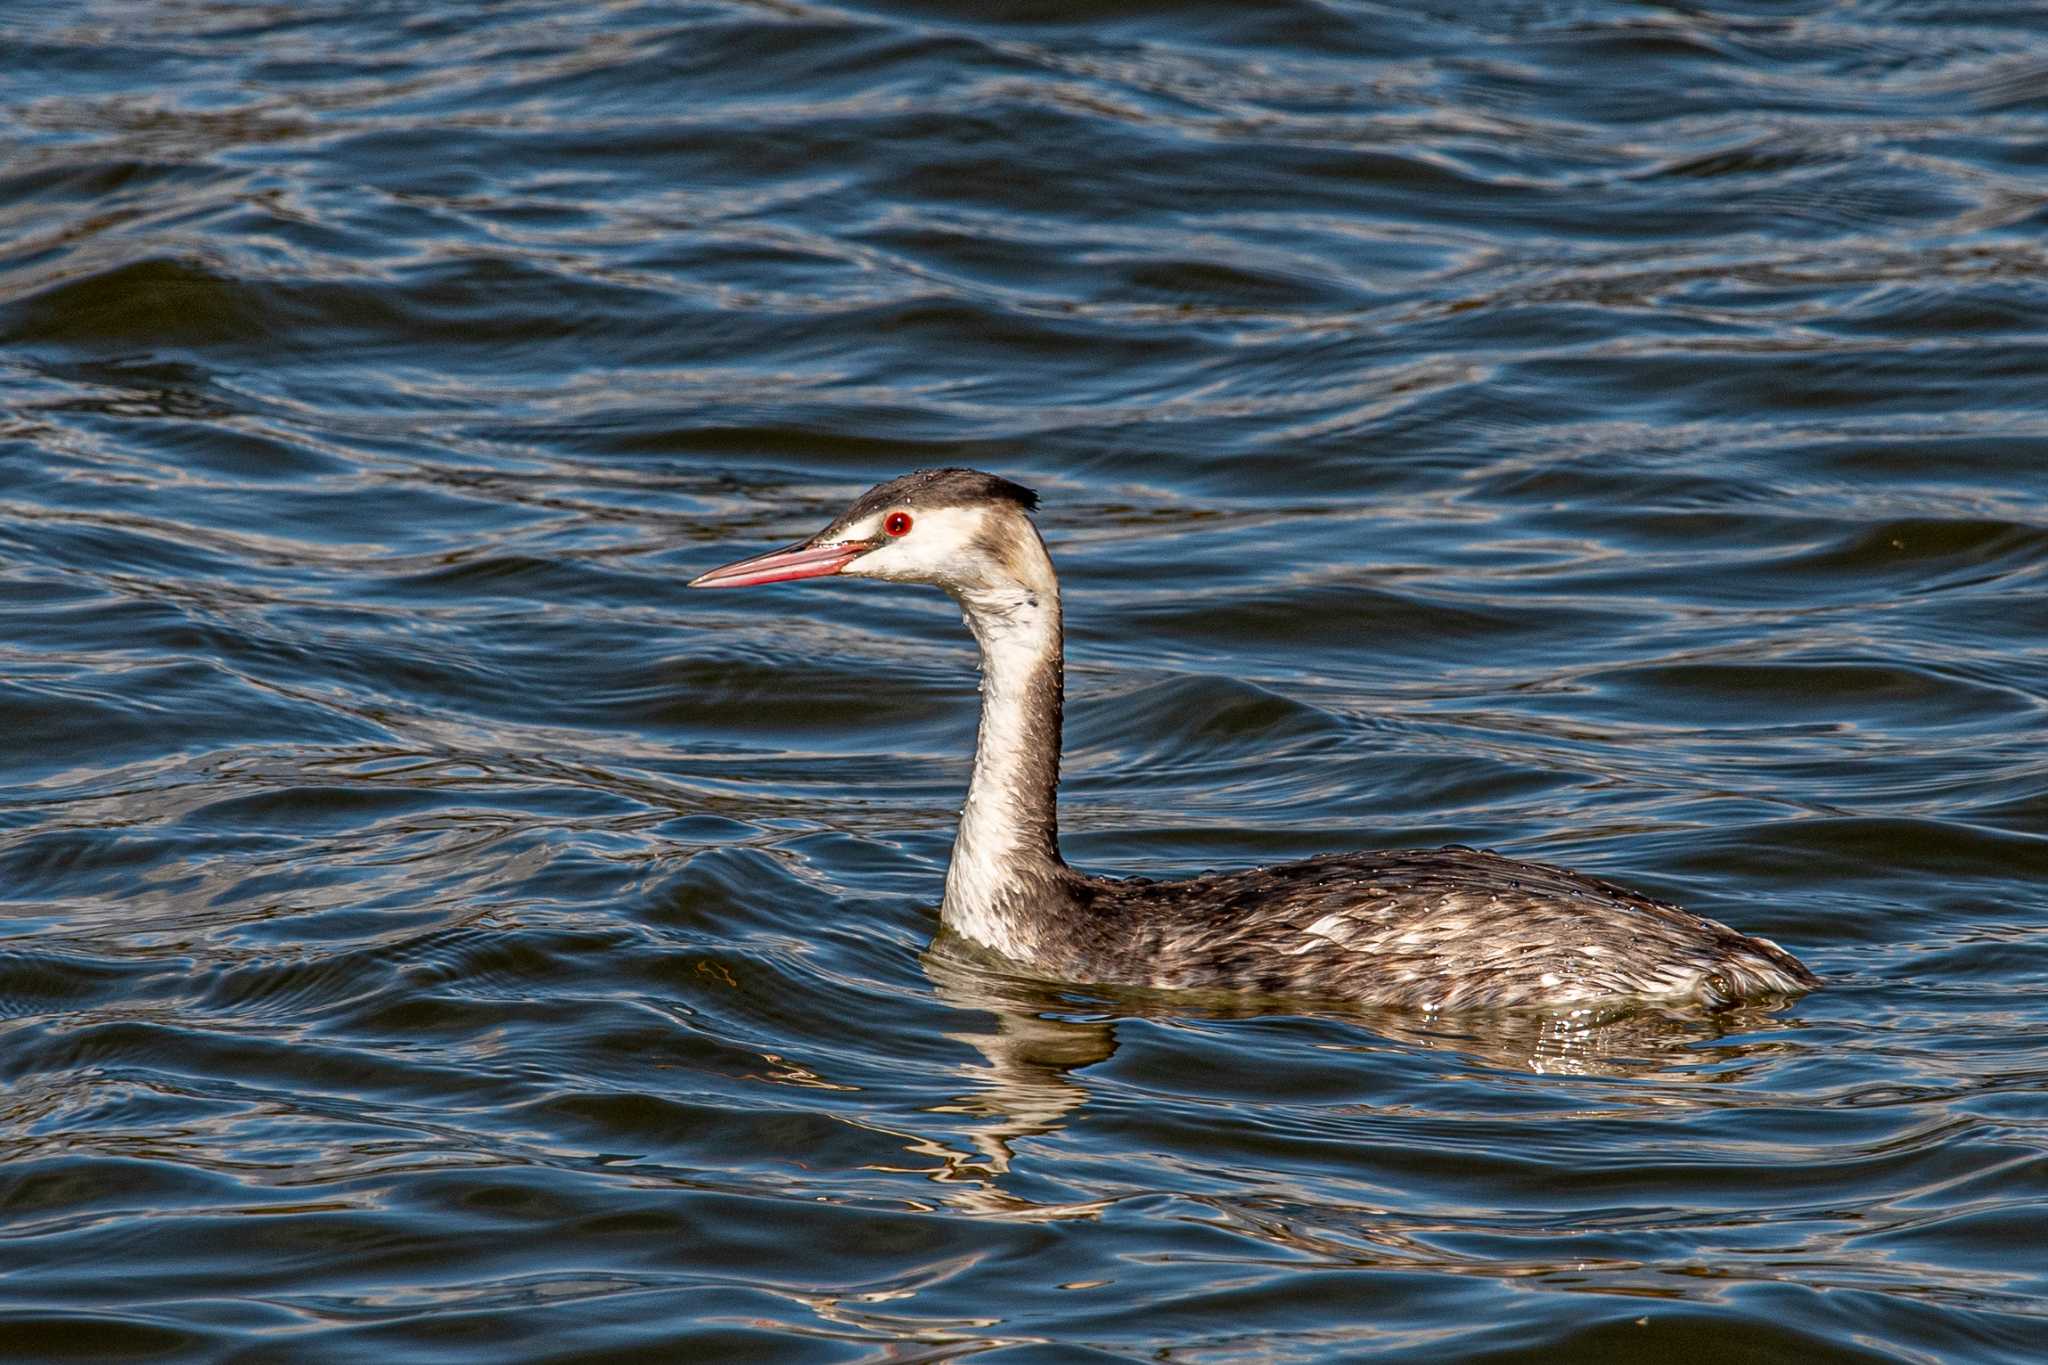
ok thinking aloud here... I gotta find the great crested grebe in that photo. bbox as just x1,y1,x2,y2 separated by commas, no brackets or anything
690,468,1817,1011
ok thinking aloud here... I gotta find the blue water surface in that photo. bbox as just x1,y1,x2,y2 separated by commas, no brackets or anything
3,1,2047,1360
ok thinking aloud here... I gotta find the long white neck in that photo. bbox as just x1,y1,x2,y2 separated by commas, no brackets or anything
940,550,1070,960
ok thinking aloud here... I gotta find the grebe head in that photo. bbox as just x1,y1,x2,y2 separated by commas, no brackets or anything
689,467,1047,597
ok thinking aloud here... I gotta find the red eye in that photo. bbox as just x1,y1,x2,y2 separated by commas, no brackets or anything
884,511,912,537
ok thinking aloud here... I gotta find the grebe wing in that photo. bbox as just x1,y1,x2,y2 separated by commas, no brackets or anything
1092,848,1815,1009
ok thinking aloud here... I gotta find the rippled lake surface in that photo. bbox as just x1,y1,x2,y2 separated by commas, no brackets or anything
4,1,2048,1359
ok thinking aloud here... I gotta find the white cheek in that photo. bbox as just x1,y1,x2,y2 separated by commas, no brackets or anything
842,542,915,581
841,507,987,583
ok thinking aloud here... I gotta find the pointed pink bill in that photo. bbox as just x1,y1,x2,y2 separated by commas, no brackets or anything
688,539,870,589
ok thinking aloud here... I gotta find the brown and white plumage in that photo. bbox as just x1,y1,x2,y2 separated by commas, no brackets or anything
691,468,1818,1011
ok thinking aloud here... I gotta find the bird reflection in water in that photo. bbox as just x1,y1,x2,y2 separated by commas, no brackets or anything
899,934,1811,1219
